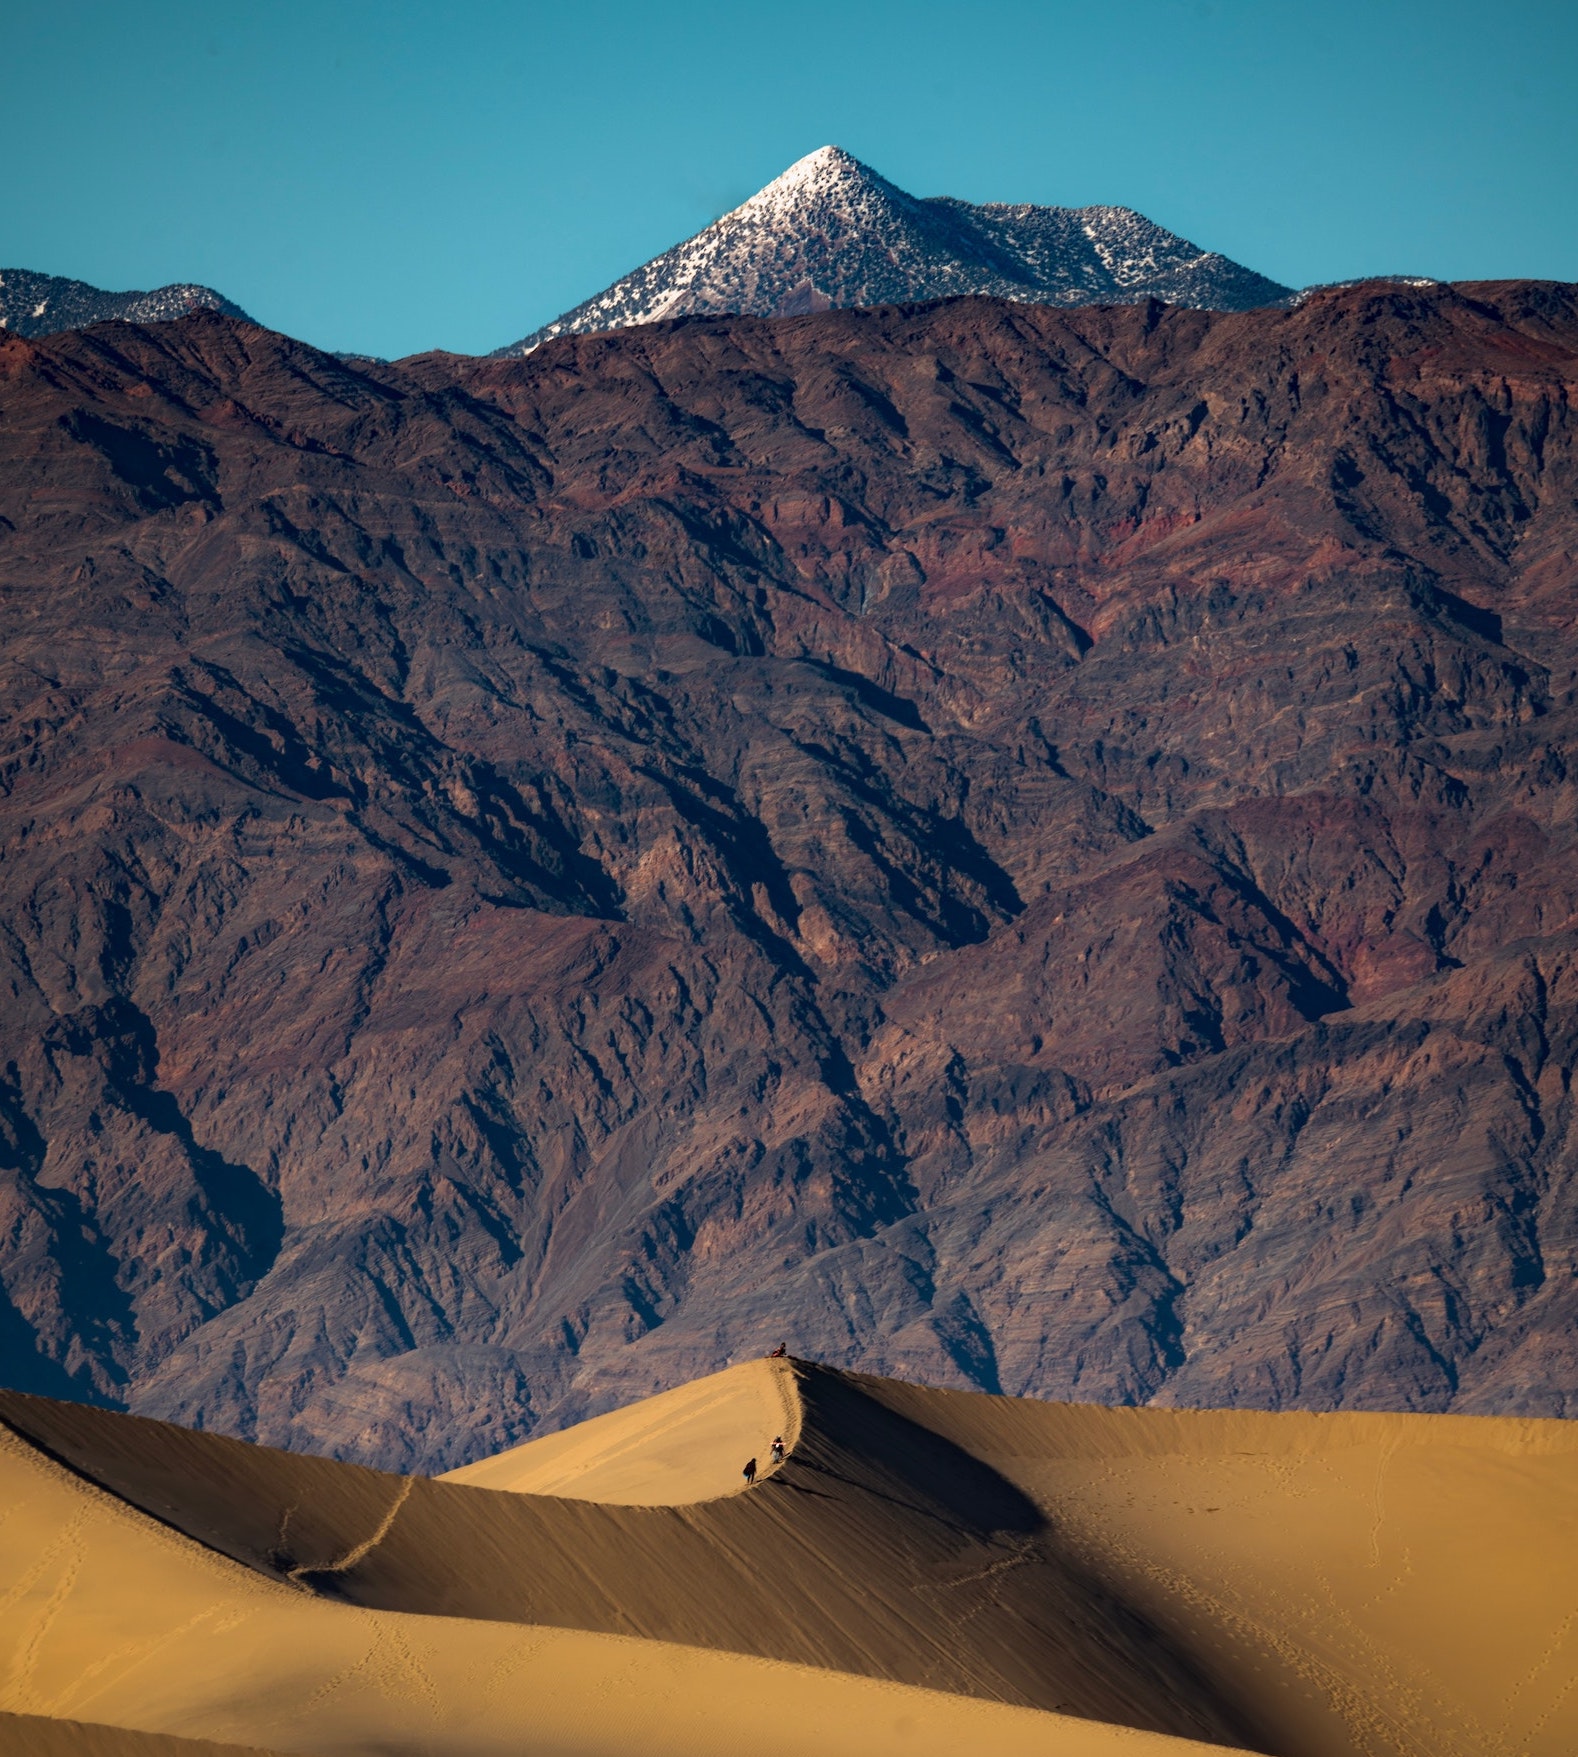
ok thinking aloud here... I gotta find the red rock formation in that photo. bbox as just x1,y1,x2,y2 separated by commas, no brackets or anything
0,282,1575,1466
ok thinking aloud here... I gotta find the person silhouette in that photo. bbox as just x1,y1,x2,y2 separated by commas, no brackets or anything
770,1435,785,1464
742,1456,758,1486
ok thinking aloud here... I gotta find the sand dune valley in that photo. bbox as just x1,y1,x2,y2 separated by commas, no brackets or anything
0,1358,1571,1757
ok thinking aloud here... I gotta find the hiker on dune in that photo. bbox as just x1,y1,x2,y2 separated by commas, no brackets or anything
742,1456,758,1486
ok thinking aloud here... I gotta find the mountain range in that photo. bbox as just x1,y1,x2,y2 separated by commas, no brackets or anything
0,279,1575,1468
494,145,1295,355
5,148,1295,356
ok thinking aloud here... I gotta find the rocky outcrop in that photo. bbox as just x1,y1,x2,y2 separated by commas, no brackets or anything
0,282,1575,1467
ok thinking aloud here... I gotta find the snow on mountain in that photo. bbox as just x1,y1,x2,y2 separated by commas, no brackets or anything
494,146,1294,357
0,268,250,339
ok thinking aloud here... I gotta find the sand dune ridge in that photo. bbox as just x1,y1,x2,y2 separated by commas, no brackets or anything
1,1359,1573,1757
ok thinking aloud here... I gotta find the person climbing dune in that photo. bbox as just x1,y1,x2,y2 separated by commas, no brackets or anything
770,1435,785,1465
742,1456,758,1486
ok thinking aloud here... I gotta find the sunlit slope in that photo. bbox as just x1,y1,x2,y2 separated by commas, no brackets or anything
0,1372,1248,1743
856,1375,1578,1757
441,1358,799,1501
0,1421,1228,1757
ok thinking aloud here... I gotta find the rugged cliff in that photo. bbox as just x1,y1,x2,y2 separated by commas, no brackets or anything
1,281,1575,1467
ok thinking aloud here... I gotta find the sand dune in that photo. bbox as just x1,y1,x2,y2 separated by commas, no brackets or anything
0,1366,1246,1743
857,1375,1578,1757
441,1354,800,1501
0,1713,281,1757
0,1362,1573,1757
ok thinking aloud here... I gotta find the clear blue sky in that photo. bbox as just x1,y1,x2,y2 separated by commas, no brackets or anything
4,0,1575,358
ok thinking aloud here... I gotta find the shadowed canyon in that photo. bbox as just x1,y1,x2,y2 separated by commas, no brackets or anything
1,281,1576,1468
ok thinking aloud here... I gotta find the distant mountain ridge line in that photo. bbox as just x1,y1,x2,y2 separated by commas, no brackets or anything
491,144,1297,356
5,148,1446,355
0,267,250,340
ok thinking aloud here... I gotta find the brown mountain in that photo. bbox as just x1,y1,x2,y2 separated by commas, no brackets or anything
0,282,1575,1469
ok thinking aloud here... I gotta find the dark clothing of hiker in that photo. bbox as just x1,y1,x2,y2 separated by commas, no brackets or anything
742,1457,758,1485
767,1344,787,1358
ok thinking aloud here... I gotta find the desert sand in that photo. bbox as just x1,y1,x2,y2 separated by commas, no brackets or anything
0,1360,1572,1756
0,1714,279,1757
441,1354,801,1501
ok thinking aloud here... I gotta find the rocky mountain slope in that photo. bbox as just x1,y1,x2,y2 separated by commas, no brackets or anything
495,146,1293,355
0,268,249,338
0,282,1575,1470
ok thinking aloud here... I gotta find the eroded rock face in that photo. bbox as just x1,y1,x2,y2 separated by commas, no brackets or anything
1,283,1575,1467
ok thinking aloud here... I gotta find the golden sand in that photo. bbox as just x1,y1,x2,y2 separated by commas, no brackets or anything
0,1712,280,1757
441,1355,800,1502
0,1361,1572,1756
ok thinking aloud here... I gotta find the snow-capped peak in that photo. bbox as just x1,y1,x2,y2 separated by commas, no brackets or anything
755,144,870,200
719,146,911,238
0,267,251,340
493,149,1294,357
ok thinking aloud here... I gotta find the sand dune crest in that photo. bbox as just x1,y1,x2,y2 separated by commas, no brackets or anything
440,1356,801,1502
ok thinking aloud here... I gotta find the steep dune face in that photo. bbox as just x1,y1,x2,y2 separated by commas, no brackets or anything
1,1406,1218,1757
0,1367,1257,1744
1,1365,1572,1757
859,1375,1578,1757
1,285,1577,1460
